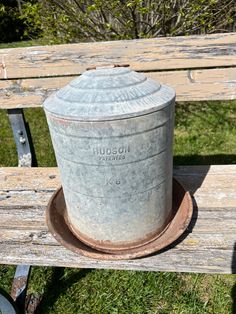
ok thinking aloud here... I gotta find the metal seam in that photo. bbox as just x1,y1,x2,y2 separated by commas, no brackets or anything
64,178,166,199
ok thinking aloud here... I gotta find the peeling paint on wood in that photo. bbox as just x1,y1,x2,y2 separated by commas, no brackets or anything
0,33,235,79
0,67,236,109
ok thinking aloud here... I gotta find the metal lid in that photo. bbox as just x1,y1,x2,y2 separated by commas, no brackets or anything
43,66,175,121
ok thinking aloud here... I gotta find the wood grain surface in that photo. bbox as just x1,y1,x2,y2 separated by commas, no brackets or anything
0,33,235,79
0,67,236,110
0,165,236,273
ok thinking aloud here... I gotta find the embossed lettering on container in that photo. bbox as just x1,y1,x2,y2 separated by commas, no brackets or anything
93,146,130,161
43,66,175,253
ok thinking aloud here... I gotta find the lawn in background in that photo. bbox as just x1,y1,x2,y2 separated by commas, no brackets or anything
0,101,236,313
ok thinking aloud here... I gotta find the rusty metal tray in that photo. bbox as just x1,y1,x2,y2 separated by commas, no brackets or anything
46,178,193,260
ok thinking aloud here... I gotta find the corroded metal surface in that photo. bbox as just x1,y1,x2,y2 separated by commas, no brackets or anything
46,178,193,260
86,64,130,70
44,67,175,251
67,208,173,253
10,253,32,313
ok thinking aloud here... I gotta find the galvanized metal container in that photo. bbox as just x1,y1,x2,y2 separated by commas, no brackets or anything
43,66,175,252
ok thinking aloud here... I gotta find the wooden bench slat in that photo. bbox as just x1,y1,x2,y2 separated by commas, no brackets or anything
0,33,235,80
0,166,235,207
1,165,235,188
0,228,234,251
0,203,236,232
0,243,234,274
0,67,236,110
0,208,235,233
0,165,236,273
0,167,59,190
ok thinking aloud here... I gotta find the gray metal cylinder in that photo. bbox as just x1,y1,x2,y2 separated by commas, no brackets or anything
43,66,175,252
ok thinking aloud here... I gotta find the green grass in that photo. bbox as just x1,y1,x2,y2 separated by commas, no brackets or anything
0,101,236,313
174,102,236,165
0,38,56,49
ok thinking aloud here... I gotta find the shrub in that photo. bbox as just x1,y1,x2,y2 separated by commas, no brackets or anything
0,0,26,42
21,0,236,43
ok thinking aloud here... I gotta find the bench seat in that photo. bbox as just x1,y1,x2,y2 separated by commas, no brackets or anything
0,165,235,274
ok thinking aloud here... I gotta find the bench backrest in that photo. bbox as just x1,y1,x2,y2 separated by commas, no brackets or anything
0,32,236,110
0,32,236,166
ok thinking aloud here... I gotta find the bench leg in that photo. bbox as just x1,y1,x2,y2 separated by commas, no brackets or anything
7,108,33,167
0,265,31,314
11,265,31,313
7,110,39,312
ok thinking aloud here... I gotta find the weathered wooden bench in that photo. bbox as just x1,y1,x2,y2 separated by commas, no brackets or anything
0,32,236,311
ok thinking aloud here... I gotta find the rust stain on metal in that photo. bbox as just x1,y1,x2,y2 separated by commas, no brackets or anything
86,63,130,70
50,115,70,127
11,276,28,301
25,293,42,314
46,178,193,260
67,207,174,253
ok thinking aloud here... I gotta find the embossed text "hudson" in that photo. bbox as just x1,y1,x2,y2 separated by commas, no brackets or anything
93,146,130,156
